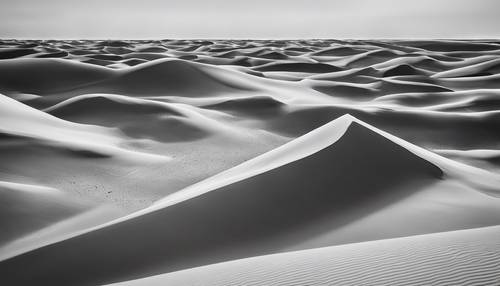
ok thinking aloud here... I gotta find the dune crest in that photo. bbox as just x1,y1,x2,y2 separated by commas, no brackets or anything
3,115,500,286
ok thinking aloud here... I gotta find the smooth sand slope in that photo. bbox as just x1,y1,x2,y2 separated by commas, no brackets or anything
1,39,500,285
0,181,88,246
112,225,500,286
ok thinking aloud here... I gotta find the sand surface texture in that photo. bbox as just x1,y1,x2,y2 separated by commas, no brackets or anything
1,39,500,285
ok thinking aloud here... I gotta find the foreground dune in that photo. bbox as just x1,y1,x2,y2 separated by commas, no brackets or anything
1,115,499,285
1,39,500,285
112,225,500,286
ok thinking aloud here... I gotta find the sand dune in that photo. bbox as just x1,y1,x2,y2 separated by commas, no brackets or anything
88,59,257,96
0,58,114,95
0,181,88,245
112,225,500,286
254,62,342,73
0,93,123,154
1,115,500,285
44,93,217,142
1,39,500,285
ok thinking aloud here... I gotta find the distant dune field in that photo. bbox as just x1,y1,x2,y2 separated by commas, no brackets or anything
1,39,500,285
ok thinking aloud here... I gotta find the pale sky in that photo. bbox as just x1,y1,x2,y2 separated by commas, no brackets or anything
0,0,499,39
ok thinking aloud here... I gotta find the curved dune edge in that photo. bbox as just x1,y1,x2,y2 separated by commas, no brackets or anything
0,93,171,160
110,225,500,286
0,181,88,246
1,114,500,285
0,114,401,258
0,57,268,97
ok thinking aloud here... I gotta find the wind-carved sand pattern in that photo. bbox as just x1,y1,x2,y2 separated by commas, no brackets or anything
1,39,500,285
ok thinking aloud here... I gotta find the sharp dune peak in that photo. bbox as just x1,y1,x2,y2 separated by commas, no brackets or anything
1,113,483,286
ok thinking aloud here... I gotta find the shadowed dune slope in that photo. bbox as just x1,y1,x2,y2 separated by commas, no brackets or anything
0,181,88,246
86,59,256,96
254,62,342,73
112,225,500,286
0,115,449,285
0,93,128,156
44,94,212,142
45,94,183,118
0,58,114,95
203,95,285,117
0,58,257,97
0,48,38,59
398,40,500,52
